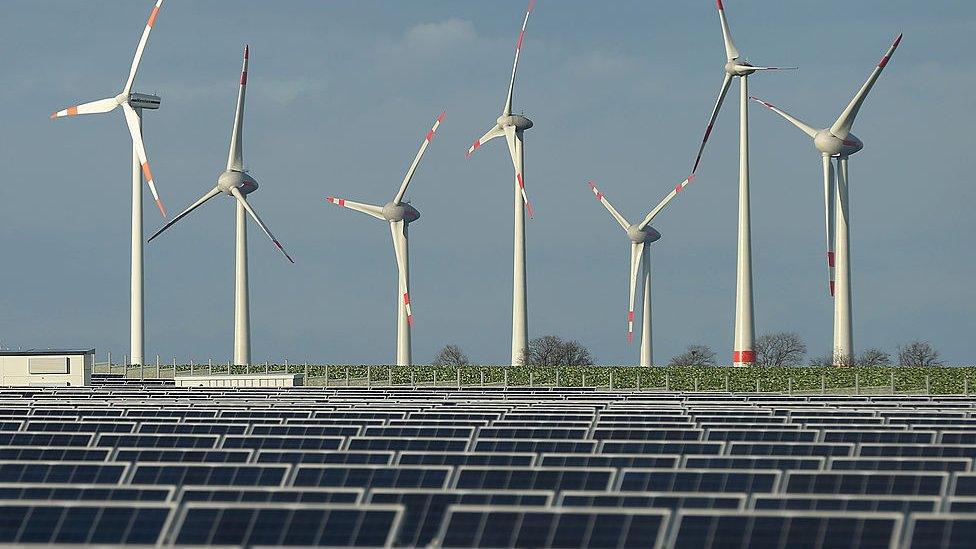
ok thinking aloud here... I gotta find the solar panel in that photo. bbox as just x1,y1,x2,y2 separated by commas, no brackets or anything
670,510,901,549
292,465,452,489
24,421,137,433
0,461,127,484
472,438,597,454
347,437,469,452
592,428,702,441
454,467,615,492
222,435,344,450
829,457,971,473
0,483,173,502
539,453,680,469
728,442,854,457
751,494,939,513
367,489,552,547
0,432,93,447
904,513,976,549
618,468,780,494
476,427,589,439
363,426,475,438
941,432,976,444
823,430,937,444
250,424,363,437
0,501,174,545
95,433,219,449
559,490,745,511
857,443,976,458
784,471,948,496
397,452,535,467
179,486,362,504
256,450,394,465
130,463,289,487
947,497,976,512
599,441,725,455
705,429,816,442
0,447,111,462
683,456,825,471
436,505,669,549
115,448,253,463
172,503,401,547
136,422,248,435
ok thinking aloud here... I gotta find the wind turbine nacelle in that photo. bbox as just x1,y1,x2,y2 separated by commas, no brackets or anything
383,202,420,223
497,114,533,131
628,224,661,244
726,60,756,77
815,131,863,157
128,93,161,110
218,170,258,195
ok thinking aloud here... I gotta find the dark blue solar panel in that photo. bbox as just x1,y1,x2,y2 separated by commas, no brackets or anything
173,504,399,546
906,514,976,549
829,457,970,472
257,450,393,465
473,439,597,454
115,448,252,463
592,429,702,441
618,469,779,494
130,464,288,486
0,462,126,484
0,433,93,447
96,434,219,448
785,471,947,496
455,467,614,492
222,436,343,450
137,423,247,435
292,465,451,489
250,425,362,437
0,484,172,502
672,511,899,549
540,454,679,469
728,442,854,457
600,442,725,455
347,437,467,452
560,491,744,511
752,495,938,513
0,447,110,461
180,487,361,504
684,456,824,471
397,452,534,467
823,430,936,444
705,429,816,442
477,427,588,439
0,503,172,545
24,421,136,433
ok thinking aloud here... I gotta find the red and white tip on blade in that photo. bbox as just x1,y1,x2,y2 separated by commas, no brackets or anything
403,293,413,326
716,0,724,11
675,174,695,193
516,173,533,218
426,111,446,142
588,181,604,200
627,310,635,344
466,140,481,159
326,196,346,207
244,44,249,59
826,251,836,297
878,33,903,68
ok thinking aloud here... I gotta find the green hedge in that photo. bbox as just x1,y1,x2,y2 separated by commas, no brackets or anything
102,363,976,394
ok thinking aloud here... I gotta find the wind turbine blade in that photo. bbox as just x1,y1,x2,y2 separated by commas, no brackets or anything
123,0,164,95
226,45,249,172
587,181,630,231
822,155,836,297
502,0,535,117
716,0,739,61
390,220,413,327
638,175,696,231
231,187,294,263
829,33,903,139
627,242,645,343
147,186,221,243
734,65,798,72
394,111,445,205
325,197,385,220
122,103,166,217
466,124,504,159
750,97,818,139
50,97,119,119
691,73,733,174
504,125,533,218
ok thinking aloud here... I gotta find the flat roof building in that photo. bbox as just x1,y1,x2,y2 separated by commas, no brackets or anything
0,349,94,387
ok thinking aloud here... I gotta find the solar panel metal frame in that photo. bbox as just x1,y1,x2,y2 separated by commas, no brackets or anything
557,490,747,511
902,513,976,549
128,462,291,487
0,499,176,546
292,464,454,490
827,456,972,473
177,485,364,504
433,504,670,549
396,451,537,467
0,460,130,485
783,470,949,496
0,482,175,502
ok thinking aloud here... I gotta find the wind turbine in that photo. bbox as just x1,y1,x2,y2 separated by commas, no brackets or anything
690,0,795,367
325,112,446,366
751,34,902,365
147,46,294,366
587,175,696,367
51,0,167,366
466,0,536,366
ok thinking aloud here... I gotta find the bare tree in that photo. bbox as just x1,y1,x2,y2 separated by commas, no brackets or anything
668,344,717,367
755,332,807,367
432,344,470,366
857,348,891,367
898,341,941,367
524,335,594,366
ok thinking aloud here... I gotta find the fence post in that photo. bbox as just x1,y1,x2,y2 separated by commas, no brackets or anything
610,371,614,391
504,369,508,388
926,374,931,395
556,369,561,388
855,371,860,395
367,366,371,388
890,370,895,394
411,371,415,387
346,366,350,386
108,351,112,370
755,378,760,393
434,370,438,387
821,372,826,393
457,368,461,388
693,374,698,392
481,370,485,386
530,372,534,388
389,367,393,387
637,372,641,392
965,378,969,396
788,375,792,395
325,365,330,387
665,372,669,391
582,373,586,388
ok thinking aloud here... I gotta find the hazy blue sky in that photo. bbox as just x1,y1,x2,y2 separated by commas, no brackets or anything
1,1,974,365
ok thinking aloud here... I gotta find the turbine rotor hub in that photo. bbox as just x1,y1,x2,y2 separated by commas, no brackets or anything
726,60,756,76
497,114,533,131
383,202,420,224
628,224,661,244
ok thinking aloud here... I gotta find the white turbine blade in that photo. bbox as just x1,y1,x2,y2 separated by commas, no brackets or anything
390,220,413,327
123,0,164,94
822,155,836,298
226,45,249,172
231,188,294,263
50,97,119,119
393,111,445,205
638,175,696,231
627,241,645,343
716,0,739,61
587,181,630,231
147,186,221,243
325,196,385,221
465,124,504,159
830,33,903,139
502,0,535,117
737,65,797,71
750,97,818,139
122,102,166,218
691,73,733,174
504,125,534,218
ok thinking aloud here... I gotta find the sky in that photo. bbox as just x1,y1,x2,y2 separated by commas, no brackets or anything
1,1,974,366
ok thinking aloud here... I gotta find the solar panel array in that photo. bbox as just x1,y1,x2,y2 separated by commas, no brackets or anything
2,383,976,547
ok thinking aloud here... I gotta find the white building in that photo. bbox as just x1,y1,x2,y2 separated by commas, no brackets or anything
0,349,93,387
